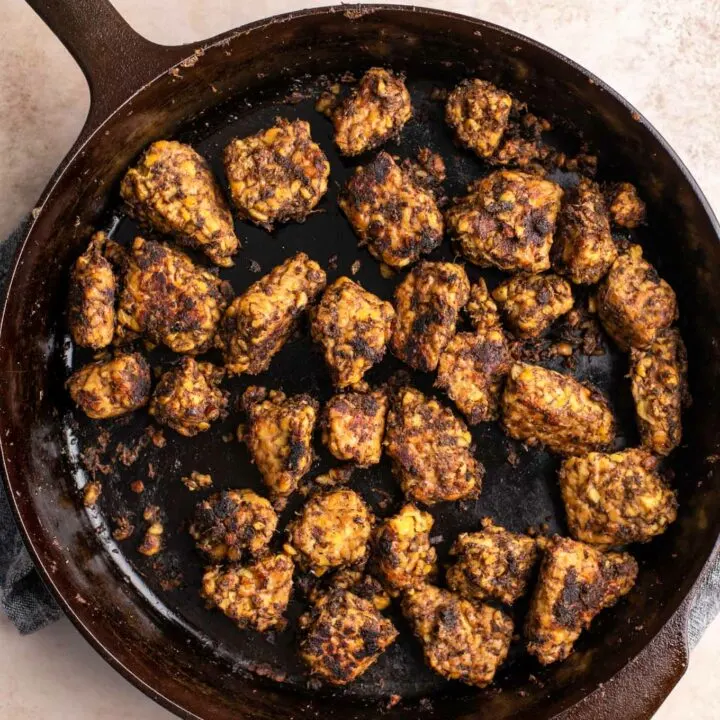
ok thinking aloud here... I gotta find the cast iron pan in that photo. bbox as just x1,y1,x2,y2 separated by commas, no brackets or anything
2,2,720,719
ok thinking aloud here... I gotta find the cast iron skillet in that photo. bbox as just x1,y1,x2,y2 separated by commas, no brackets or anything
2,2,720,719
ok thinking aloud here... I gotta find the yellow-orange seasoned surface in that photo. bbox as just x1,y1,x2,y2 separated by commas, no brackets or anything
605,182,646,228
328,68,412,156
390,261,470,372
597,245,677,350
149,357,228,436
525,536,637,665
242,386,319,498
67,352,151,420
552,178,617,285
190,489,278,562
339,152,444,269
402,584,513,687
117,237,231,354
447,518,538,605
445,79,512,158
217,252,326,375
492,273,573,338
560,448,677,547
224,118,330,230
372,504,437,594
630,328,687,455
322,390,388,466
384,386,483,505
68,232,116,349
311,277,395,388
288,489,373,576
299,589,398,685
446,170,563,272
201,553,294,632
501,363,615,456
121,140,239,267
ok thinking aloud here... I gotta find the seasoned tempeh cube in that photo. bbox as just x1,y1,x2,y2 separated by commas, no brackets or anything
121,140,239,267
447,518,538,605
630,328,688,455
299,589,398,685
117,237,232,355
224,118,330,230
201,553,294,632
321,390,388,466
371,503,437,594
465,278,502,330
445,79,513,159
525,536,637,665
559,448,677,547
68,231,116,350
311,277,395,388
501,362,615,456
435,326,512,424
190,489,278,562
552,178,617,285
384,386,483,505
216,252,326,375
492,272,574,338
242,386,319,499
327,68,412,156
67,352,151,420
446,170,563,272
287,489,373,576
339,152,444,269
390,261,470,372
149,357,228,437
402,584,513,687
604,181,646,228
597,245,677,350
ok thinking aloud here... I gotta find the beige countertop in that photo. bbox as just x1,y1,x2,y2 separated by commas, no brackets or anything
0,1,718,718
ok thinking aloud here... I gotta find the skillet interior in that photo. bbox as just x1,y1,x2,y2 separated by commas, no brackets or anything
1,7,720,720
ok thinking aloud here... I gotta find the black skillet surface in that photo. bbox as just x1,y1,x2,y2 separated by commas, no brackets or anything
3,4,720,720
67,75,643,701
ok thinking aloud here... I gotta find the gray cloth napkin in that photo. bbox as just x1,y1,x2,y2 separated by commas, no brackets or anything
0,220,718,643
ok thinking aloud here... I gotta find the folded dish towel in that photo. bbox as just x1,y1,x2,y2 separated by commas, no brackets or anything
0,220,718,642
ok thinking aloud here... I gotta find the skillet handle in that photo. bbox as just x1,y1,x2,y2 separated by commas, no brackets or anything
25,0,190,142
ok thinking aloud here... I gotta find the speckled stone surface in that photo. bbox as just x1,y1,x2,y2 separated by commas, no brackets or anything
0,1,718,718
